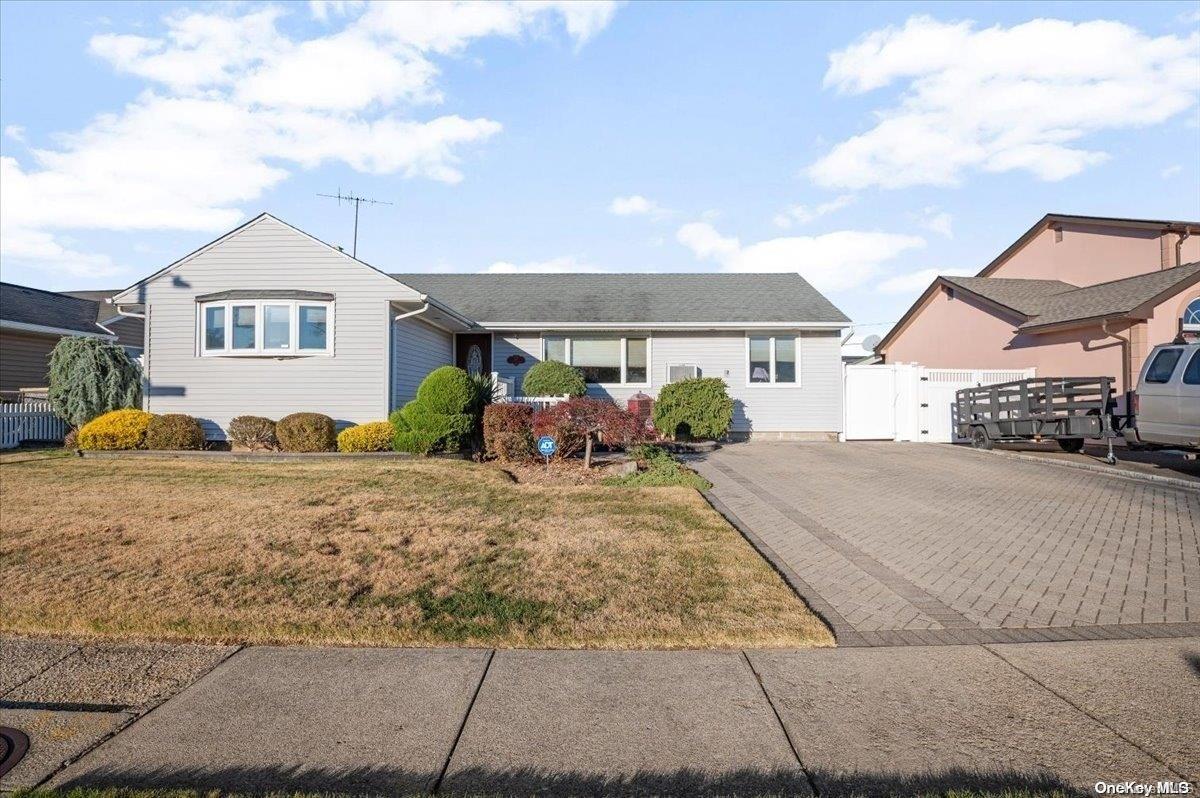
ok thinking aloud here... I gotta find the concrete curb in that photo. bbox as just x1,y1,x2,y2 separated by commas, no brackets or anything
967,447,1199,492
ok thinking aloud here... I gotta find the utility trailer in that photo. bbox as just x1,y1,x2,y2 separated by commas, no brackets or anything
955,377,1129,464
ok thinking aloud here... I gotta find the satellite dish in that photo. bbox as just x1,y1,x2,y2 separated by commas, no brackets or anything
861,334,881,352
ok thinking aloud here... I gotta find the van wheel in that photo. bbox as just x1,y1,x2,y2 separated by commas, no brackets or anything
971,427,992,450
1057,438,1085,453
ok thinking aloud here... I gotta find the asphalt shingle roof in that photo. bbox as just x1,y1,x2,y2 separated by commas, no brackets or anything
940,276,1078,315
0,283,112,337
1017,261,1200,330
390,273,850,324
62,289,145,348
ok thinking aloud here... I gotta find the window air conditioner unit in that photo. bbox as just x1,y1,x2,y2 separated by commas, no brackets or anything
668,364,700,383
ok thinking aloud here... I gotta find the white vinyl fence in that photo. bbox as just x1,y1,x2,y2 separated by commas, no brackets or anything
0,400,69,448
844,364,1035,443
490,373,569,412
496,395,570,412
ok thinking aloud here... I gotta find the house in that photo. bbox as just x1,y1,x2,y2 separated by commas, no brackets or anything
875,214,1200,397
108,213,850,440
0,283,144,399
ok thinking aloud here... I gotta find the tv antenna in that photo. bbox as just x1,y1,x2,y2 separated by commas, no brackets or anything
317,190,392,258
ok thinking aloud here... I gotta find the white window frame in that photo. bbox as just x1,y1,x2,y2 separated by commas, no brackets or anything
199,300,334,357
540,333,651,387
745,333,800,387
1184,297,1200,332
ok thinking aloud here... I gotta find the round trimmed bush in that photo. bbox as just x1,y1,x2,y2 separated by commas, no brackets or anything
652,377,733,441
145,414,206,450
521,360,586,398
337,421,395,452
276,412,336,452
416,366,475,414
228,416,278,451
390,366,479,454
77,409,155,450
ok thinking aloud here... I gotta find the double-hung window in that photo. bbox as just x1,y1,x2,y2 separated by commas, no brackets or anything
200,297,332,356
542,335,649,385
747,335,798,385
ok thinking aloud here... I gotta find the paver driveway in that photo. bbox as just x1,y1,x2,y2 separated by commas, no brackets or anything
690,443,1200,646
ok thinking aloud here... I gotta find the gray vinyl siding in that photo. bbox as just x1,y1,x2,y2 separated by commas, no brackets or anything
0,331,57,393
391,316,453,407
140,216,422,437
491,329,843,433
492,333,540,393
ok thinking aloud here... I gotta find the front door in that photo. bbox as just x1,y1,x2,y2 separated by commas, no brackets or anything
456,334,492,377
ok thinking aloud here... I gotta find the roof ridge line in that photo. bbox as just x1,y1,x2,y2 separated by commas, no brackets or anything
1047,260,1200,296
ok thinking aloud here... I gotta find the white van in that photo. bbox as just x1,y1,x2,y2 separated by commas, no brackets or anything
1125,341,1200,450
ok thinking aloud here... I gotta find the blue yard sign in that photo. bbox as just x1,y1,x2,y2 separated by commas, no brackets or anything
537,435,557,457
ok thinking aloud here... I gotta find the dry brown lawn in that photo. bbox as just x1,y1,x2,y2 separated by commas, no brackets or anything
0,456,831,649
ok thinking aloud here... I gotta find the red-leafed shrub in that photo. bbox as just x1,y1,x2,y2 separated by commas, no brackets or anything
594,402,650,450
532,402,587,460
532,397,648,464
483,403,535,462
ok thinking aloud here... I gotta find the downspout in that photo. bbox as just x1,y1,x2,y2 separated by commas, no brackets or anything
113,304,146,319
394,303,429,322
1176,229,1191,269
1101,318,1132,412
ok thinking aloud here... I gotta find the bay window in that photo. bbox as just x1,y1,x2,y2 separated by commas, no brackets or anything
542,334,649,385
200,298,332,356
747,334,799,385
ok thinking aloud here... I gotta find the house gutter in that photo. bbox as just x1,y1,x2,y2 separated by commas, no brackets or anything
0,319,117,341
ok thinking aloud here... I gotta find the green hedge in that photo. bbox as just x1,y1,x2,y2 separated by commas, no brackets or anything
276,413,337,452
651,377,733,441
521,360,586,397
391,366,478,454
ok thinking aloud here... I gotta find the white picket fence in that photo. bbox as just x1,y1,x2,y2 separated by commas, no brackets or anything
0,400,69,448
490,373,569,412
496,395,570,412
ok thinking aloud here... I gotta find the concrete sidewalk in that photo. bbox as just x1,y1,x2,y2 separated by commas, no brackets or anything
2,636,1195,796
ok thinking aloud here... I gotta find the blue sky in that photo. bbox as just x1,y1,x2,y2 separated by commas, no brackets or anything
2,0,1198,332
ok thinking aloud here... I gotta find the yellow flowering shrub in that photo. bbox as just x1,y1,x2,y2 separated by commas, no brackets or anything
77,409,155,450
337,421,395,453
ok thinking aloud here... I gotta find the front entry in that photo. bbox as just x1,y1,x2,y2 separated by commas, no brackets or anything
455,334,492,377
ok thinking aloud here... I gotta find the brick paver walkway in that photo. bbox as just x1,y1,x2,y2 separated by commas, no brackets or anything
690,443,1200,646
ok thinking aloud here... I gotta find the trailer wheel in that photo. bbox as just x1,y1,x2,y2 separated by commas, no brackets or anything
970,426,992,450
1057,438,1085,453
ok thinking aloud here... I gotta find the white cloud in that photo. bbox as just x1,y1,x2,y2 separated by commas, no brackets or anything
486,255,607,273
4,125,26,143
810,16,1200,189
310,1,365,23
917,207,953,238
677,222,925,293
609,194,668,218
1162,163,1183,178
877,267,971,294
772,194,855,228
2,2,617,278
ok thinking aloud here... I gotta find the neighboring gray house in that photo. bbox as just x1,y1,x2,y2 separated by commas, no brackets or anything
110,213,850,439
0,282,144,398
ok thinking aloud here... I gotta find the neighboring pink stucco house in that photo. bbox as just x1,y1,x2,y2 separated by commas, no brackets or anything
876,214,1200,395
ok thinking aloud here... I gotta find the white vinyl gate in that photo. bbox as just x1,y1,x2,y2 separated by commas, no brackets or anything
844,364,1035,442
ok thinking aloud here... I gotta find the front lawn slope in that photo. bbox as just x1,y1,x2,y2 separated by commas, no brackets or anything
0,458,830,649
